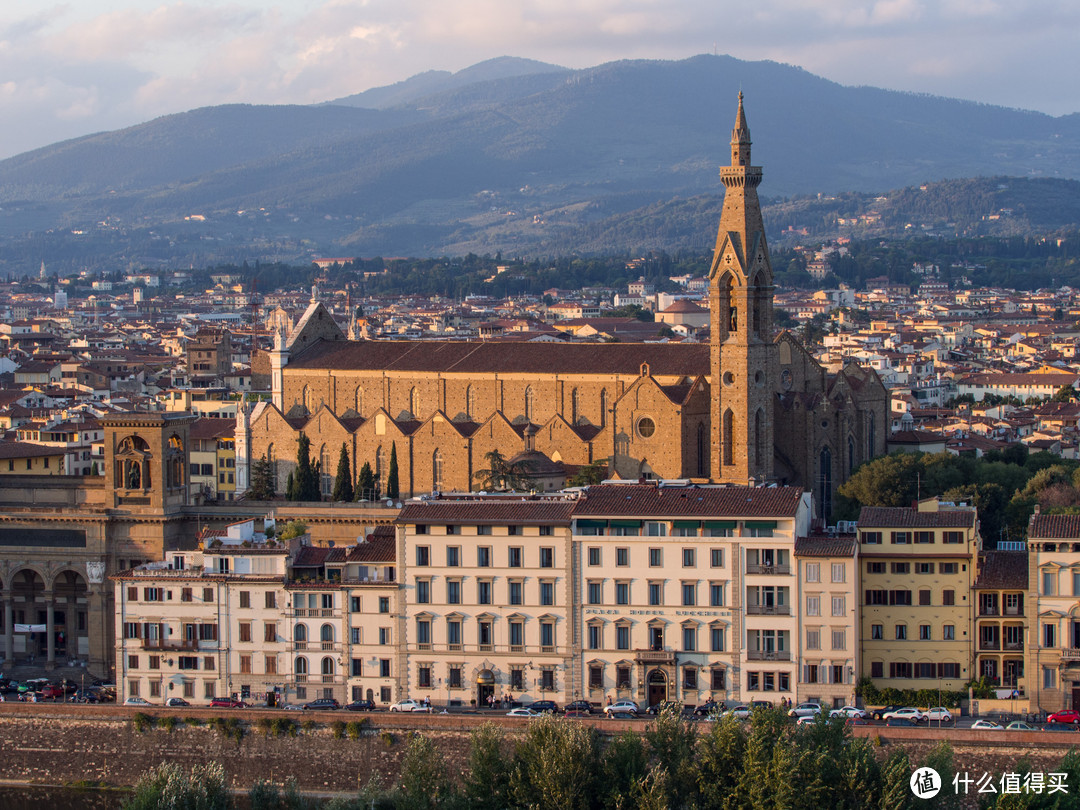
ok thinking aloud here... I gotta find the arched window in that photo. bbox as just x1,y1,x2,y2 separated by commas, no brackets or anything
819,446,833,521
321,656,335,676
867,412,876,458
600,390,608,428
294,624,307,642
465,385,476,419
355,387,363,415
848,436,856,475
571,388,580,424
320,624,334,643
320,444,332,497
301,385,310,412
409,387,419,418
696,423,707,476
524,386,534,422
267,443,276,492
717,274,733,341
754,408,766,475
433,449,443,491
751,272,766,339
722,409,734,467
375,447,384,492
295,657,308,675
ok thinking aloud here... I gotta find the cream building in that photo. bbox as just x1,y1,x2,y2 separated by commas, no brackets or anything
857,499,978,693
1027,512,1080,713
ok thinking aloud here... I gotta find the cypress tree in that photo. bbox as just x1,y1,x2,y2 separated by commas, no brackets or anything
387,443,400,499
356,462,375,501
332,443,353,502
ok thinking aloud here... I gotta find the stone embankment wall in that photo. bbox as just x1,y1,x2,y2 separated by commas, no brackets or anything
0,704,1077,793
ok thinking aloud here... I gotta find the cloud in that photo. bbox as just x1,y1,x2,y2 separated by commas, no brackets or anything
0,0,1077,160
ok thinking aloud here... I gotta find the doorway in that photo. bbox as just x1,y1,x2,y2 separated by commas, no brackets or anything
647,669,667,707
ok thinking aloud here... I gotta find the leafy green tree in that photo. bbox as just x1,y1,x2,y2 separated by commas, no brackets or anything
838,452,923,508
356,461,376,501
293,433,320,501
395,732,455,809
123,761,231,810
462,723,512,810
917,742,960,810
644,704,698,808
600,730,649,809
510,715,601,810
1053,384,1077,403
691,713,747,807
567,460,608,487
332,443,353,502
386,443,400,499
247,454,275,500
878,748,913,810
474,449,532,491
278,520,308,541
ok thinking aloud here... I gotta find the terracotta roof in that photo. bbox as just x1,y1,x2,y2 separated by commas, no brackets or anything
346,532,396,563
397,499,577,526
189,417,237,440
573,484,804,518
1030,514,1080,539
795,535,857,557
292,546,348,566
857,506,975,529
974,551,1028,590
0,441,64,459
286,339,709,376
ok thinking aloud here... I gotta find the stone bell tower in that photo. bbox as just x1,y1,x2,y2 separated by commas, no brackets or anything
709,93,777,484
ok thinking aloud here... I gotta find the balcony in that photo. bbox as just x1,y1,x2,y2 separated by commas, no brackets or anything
979,641,1001,651
635,649,676,665
747,650,791,661
1063,649,1080,661
141,640,199,651
746,564,790,576
294,608,335,618
979,608,1000,617
1004,641,1023,651
746,604,791,616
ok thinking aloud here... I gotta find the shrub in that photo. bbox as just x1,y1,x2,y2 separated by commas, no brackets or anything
271,717,298,738
346,719,366,740
156,715,177,733
330,720,347,739
122,761,229,810
380,731,395,748
255,717,274,737
302,719,317,734
132,712,153,733
183,716,203,727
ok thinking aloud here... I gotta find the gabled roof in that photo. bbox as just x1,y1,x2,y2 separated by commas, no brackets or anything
397,499,576,526
857,506,975,529
795,535,857,558
573,483,803,518
974,551,1028,590
1030,514,1080,540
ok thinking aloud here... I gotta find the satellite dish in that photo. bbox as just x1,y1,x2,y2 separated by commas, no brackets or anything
385,499,393,507
395,502,403,509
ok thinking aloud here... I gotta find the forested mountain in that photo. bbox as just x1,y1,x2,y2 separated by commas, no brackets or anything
1,54,1079,273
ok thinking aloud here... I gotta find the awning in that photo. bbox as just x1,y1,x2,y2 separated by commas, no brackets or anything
610,520,642,528
576,519,606,529
672,520,699,529
744,520,777,529
704,520,737,529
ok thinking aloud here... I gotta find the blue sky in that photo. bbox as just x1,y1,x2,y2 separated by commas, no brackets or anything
1,0,1077,159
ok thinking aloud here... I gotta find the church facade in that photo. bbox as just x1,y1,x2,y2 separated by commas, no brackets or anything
238,96,887,519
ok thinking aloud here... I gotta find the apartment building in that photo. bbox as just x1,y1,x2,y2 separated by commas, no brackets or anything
858,499,978,692
973,550,1027,695
570,484,812,708
1027,512,1080,713
397,497,577,708
794,534,859,709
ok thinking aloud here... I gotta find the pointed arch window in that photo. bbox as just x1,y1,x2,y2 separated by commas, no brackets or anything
754,408,766,476
696,423,707,477
301,385,310,412
600,390,608,428
524,386,534,422
848,436,856,475
375,447,384,492
355,387,363,415
433,449,444,491
409,387,419,419
571,388,580,424
722,409,734,467
320,444,332,496
819,447,833,522
466,385,476,419
867,412,876,459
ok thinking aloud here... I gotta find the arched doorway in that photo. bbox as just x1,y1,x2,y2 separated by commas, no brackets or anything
53,570,88,658
12,569,45,661
476,668,495,709
647,669,667,708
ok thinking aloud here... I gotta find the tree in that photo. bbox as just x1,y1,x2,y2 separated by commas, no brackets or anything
386,443,400,499
644,704,698,808
293,433,320,501
285,470,297,501
837,452,923,508
600,731,649,809
356,461,376,501
1052,384,1076,403
474,449,532,491
331,443,353,502
510,715,601,810
396,732,455,809
462,723,512,810
567,460,607,487
123,761,231,810
247,454,275,500
277,520,308,541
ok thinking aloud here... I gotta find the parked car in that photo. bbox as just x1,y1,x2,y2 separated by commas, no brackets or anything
882,707,925,724
40,684,65,700
603,700,640,716
389,699,433,712
164,697,191,708
971,719,1004,730
723,704,752,720
506,707,541,718
304,697,341,711
647,700,683,716
795,716,819,726
1047,710,1080,725
71,690,100,704
1005,721,1038,731
564,700,592,714
124,696,153,706
529,700,559,714
846,717,872,726
886,716,918,727
281,703,305,711
693,700,723,716
923,707,953,723
345,699,376,712
871,705,904,721
788,702,823,719
829,706,868,720
210,697,249,708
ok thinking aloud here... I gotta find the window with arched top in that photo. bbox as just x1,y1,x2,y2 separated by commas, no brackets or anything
754,408,766,473
819,446,833,521
466,385,476,419
600,390,608,428
320,624,334,643
524,386,534,422
848,436,856,475
321,656,335,676
571,388,580,424
301,385,310,411
867,412,876,459
355,387,363,415
295,657,308,675
696,423,707,476
433,449,443,491
375,447,384,491
320,444,332,496
409,387,420,418
722,409,734,467
294,624,307,642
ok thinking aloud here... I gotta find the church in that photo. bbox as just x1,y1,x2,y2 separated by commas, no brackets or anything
237,96,887,520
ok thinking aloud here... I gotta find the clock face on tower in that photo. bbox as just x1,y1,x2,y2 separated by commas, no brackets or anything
781,369,793,391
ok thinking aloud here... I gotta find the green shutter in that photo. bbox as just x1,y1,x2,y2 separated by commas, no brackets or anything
609,519,643,528
672,520,700,529
576,519,606,529
744,520,778,529
704,520,737,529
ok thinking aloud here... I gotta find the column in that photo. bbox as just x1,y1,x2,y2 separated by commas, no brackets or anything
4,597,13,664
45,593,55,667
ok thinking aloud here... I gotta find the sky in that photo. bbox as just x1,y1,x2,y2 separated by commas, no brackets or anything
1,0,1078,160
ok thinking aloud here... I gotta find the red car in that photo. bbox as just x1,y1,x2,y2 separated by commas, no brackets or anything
209,697,249,708
40,684,65,700
1047,710,1080,725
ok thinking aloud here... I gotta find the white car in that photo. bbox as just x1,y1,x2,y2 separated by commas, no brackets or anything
280,703,305,711
795,715,819,725
924,707,953,723
124,696,153,706
829,706,868,720
788,702,823,718
603,700,640,716
971,719,1004,730
506,707,541,718
882,707,925,723
389,699,432,712
722,704,752,720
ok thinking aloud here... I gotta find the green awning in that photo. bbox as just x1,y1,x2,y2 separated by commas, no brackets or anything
704,520,737,529
744,520,778,529
672,520,700,529
609,519,643,528
576,519,607,528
